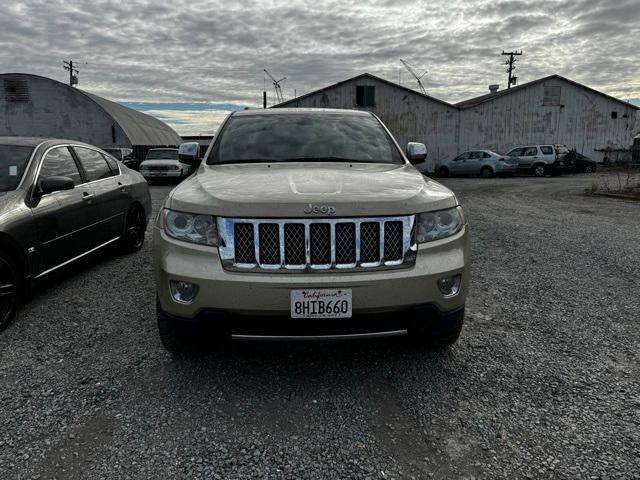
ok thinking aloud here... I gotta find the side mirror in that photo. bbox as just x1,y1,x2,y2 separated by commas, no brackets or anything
40,176,75,195
178,142,200,166
406,142,427,165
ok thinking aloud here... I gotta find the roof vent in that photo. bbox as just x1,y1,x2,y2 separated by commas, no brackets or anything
489,84,499,94
4,79,31,103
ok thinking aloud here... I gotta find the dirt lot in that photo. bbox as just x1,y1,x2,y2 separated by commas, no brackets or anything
1,173,638,479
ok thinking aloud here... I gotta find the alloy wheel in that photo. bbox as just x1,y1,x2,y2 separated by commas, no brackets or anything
0,257,17,331
126,206,146,250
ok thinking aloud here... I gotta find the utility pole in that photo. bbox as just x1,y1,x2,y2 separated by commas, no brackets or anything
63,60,79,87
501,51,522,88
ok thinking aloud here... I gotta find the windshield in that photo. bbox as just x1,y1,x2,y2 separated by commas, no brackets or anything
0,145,34,191
146,150,179,160
208,113,404,165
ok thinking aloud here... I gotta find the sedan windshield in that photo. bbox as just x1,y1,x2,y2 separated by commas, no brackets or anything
0,145,34,191
208,113,404,165
146,150,179,160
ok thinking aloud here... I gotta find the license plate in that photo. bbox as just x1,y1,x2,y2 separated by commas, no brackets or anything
290,289,352,318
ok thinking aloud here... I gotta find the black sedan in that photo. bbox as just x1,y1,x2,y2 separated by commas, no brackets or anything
563,150,597,173
0,137,151,331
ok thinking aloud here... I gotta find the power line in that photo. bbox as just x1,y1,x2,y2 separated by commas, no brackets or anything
501,50,523,88
63,60,79,87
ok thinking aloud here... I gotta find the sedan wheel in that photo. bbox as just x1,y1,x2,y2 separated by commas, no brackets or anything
584,165,594,173
480,166,492,178
121,205,146,253
0,255,18,332
437,166,449,177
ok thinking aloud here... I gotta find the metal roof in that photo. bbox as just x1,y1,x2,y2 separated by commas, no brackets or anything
0,73,182,146
273,73,457,110
80,90,182,145
455,74,640,110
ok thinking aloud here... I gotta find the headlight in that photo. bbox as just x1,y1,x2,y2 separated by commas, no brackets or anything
163,209,219,246
416,207,465,243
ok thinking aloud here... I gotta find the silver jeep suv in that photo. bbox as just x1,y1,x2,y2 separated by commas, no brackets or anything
153,109,470,355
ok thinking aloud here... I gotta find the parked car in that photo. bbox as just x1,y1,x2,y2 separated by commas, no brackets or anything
563,150,597,173
139,148,188,183
0,137,151,331
103,147,139,170
436,150,517,178
153,109,470,355
504,145,563,177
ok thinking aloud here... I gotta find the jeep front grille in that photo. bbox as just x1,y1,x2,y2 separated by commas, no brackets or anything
217,216,416,273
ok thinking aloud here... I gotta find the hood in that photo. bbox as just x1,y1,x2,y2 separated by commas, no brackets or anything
169,162,458,218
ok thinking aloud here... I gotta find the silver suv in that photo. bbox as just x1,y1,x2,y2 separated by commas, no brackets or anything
152,109,470,355
505,144,563,177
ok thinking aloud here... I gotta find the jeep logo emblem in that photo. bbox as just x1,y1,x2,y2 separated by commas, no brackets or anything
304,204,336,215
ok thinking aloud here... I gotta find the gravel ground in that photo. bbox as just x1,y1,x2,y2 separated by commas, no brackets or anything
0,173,638,479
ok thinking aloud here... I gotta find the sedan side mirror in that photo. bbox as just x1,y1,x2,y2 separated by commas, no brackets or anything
40,176,75,195
178,142,201,166
407,142,427,165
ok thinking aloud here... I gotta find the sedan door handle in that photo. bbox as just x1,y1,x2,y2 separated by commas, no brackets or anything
118,182,128,192
82,192,94,202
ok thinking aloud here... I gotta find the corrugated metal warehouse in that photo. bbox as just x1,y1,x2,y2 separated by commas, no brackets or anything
0,73,182,159
276,73,639,168
457,75,639,163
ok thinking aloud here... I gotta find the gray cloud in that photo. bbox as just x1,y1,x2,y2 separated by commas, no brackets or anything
0,0,638,110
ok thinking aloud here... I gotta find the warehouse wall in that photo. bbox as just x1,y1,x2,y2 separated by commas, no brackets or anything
277,76,459,171
458,78,638,162
0,74,129,148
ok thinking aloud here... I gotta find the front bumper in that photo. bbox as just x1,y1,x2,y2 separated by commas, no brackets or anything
495,163,517,174
153,225,470,319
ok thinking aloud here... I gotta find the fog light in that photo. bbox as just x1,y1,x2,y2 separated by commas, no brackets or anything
170,280,199,303
438,275,461,297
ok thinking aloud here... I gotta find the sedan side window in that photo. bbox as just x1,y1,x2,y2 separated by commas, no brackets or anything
469,152,481,160
454,153,469,161
101,153,120,175
38,147,82,187
74,147,113,182
483,152,492,159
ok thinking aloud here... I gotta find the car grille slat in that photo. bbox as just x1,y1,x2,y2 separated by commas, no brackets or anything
220,216,416,273
360,222,380,263
384,221,404,261
310,224,331,265
258,224,280,265
284,224,306,265
335,223,356,264
234,223,255,264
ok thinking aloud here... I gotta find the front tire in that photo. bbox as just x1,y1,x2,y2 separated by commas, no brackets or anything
533,164,547,177
480,166,493,178
157,301,227,356
120,204,147,253
584,164,594,173
437,166,449,177
407,308,464,348
0,253,19,332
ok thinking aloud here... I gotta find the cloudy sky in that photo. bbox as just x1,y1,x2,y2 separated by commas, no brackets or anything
1,0,638,134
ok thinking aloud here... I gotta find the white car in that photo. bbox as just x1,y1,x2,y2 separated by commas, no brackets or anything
139,148,189,182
